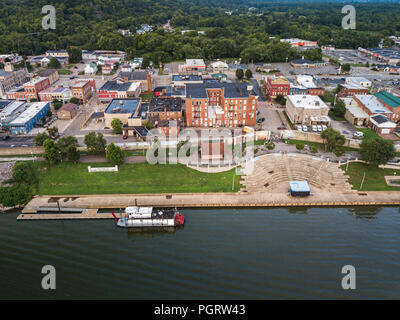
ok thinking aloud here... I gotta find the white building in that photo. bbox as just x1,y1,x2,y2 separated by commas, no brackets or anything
211,61,229,73
345,77,372,88
85,62,98,75
286,95,331,126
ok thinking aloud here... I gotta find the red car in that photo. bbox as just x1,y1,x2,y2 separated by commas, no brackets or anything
123,135,128,140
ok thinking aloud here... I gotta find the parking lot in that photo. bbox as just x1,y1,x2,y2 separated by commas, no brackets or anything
324,49,372,65
270,62,339,77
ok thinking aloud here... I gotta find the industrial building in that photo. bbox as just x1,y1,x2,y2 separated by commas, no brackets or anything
0,100,27,128
9,102,50,134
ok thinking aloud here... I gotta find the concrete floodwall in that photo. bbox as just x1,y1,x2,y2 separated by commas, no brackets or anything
282,130,361,149
0,146,44,156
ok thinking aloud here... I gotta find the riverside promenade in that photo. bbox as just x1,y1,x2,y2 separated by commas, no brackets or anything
19,153,400,220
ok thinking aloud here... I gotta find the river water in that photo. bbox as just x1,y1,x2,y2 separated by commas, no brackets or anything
0,207,399,299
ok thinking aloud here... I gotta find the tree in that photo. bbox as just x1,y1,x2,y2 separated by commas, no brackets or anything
68,47,82,63
276,94,286,106
47,127,59,139
70,97,80,105
111,118,123,134
341,63,351,72
245,69,253,80
320,128,345,152
0,184,33,208
48,57,61,69
143,120,155,130
236,69,244,81
360,138,396,165
333,99,346,117
52,98,63,110
46,109,52,118
106,143,125,165
34,132,50,146
383,37,394,48
12,162,38,187
57,136,79,160
84,132,106,154
43,139,61,166
66,145,81,163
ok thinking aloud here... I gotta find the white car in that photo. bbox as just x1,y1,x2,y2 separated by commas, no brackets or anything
312,125,318,132
317,125,322,132
353,131,364,138
322,125,327,131
302,125,308,132
297,125,302,131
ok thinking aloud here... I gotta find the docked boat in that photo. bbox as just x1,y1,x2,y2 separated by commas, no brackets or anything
112,207,185,228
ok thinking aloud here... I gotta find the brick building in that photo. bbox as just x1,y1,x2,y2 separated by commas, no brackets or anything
265,75,290,99
23,77,50,101
374,91,400,124
185,82,258,128
71,81,93,104
148,97,183,125
57,103,78,120
338,83,369,97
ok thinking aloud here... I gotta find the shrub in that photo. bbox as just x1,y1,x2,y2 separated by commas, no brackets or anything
266,141,275,150
333,147,345,157
311,146,318,154
296,142,305,150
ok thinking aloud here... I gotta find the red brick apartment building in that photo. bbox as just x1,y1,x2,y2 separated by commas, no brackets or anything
265,75,290,99
148,97,183,124
71,81,93,104
185,83,258,127
23,77,50,101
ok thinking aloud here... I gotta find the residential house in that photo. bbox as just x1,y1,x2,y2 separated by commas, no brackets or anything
57,103,78,120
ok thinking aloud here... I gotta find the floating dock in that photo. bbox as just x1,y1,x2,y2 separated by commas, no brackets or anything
17,191,400,221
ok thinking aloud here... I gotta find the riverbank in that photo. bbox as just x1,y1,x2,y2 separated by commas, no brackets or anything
20,189,400,218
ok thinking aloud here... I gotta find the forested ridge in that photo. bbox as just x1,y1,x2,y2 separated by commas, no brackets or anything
1,0,400,64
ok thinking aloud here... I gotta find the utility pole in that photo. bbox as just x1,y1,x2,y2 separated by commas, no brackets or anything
232,170,235,191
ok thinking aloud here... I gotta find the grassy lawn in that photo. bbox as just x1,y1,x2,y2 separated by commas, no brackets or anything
356,128,381,140
57,69,73,75
284,139,359,152
37,162,242,195
341,162,400,191
140,91,154,101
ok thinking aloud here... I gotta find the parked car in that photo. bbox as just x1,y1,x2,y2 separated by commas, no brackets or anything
277,126,286,130
312,125,318,132
123,135,128,140
302,125,308,132
322,125,327,131
1,135,10,141
353,131,364,138
297,125,302,131
317,125,322,132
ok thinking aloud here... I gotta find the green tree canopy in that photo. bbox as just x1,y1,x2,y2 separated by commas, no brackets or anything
111,118,123,134
236,69,244,81
84,132,106,154
106,143,125,165
34,132,50,146
43,139,61,166
12,162,38,187
360,138,396,165
48,57,61,69
320,128,346,152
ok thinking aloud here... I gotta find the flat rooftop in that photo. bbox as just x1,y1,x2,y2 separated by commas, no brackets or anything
287,95,329,110
355,95,392,114
105,99,140,115
24,77,46,86
149,98,183,112
10,102,49,126
172,75,202,82
0,101,26,118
